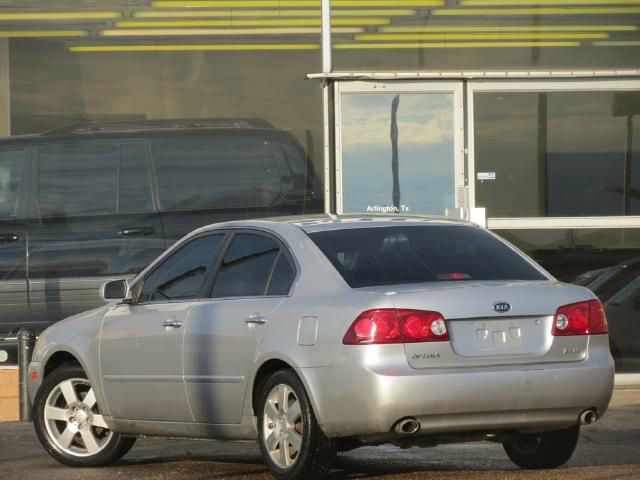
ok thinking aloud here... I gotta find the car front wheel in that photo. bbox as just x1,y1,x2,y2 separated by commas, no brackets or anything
257,369,335,480
503,424,580,469
33,365,136,467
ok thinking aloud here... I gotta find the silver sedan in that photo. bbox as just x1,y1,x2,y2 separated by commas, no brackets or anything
28,216,615,480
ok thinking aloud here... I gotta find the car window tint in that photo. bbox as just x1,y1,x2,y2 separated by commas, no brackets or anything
212,233,280,297
152,136,281,211
0,149,25,219
309,225,547,288
119,143,154,213
37,142,154,217
140,234,224,302
266,253,295,295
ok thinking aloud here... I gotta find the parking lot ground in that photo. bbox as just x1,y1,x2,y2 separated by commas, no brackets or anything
0,389,638,480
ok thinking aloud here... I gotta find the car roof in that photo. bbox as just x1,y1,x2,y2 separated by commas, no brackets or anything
0,118,297,146
193,214,471,236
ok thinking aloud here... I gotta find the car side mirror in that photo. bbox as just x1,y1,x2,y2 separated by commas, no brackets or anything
101,279,129,302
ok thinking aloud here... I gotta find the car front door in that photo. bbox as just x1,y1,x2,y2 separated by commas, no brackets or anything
99,233,226,422
183,231,296,424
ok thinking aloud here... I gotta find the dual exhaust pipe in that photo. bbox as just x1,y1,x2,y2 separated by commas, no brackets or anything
394,409,597,436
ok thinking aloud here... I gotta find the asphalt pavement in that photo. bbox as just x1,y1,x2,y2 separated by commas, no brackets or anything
0,389,638,480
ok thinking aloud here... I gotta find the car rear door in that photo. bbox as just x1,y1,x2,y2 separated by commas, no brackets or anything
28,140,165,327
183,230,296,424
0,146,30,363
100,232,226,422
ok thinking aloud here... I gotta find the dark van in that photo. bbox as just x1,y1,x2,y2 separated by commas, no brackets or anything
0,119,321,363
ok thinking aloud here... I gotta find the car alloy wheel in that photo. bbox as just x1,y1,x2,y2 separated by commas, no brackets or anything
262,383,304,469
43,377,113,457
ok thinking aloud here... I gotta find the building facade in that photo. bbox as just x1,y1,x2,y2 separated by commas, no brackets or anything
0,0,639,376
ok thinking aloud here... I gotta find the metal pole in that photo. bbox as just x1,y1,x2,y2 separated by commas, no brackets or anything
17,329,35,422
321,0,332,74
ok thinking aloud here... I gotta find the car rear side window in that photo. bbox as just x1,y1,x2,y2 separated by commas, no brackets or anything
139,234,224,302
36,142,154,217
267,253,296,296
308,225,547,288
152,136,281,211
0,149,25,219
212,233,284,297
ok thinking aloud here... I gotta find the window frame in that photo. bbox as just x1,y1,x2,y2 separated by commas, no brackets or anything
205,228,299,300
31,139,158,219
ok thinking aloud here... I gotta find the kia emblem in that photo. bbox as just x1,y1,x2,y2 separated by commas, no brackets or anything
493,302,511,313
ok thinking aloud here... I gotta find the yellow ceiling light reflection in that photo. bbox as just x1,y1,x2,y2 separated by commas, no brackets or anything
381,25,639,32
355,32,608,40
101,27,362,35
116,18,390,27
334,41,580,48
433,7,640,14
69,43,320,52
151,0,443,7
594,40,640,46
133,9,416,17
116,18,391,28
0,11,121,21
463,0,640,4
0,30,88,37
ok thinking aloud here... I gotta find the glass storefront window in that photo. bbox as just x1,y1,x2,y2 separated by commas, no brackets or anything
497,228,640,373
330,2,640,71
339,90,456,216
474,89,640,218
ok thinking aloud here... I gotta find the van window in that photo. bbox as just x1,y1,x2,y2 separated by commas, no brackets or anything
0,149,25,219
152,136,281,211
36,142,154,217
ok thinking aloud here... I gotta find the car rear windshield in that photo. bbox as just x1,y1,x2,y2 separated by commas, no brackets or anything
308,225,547,288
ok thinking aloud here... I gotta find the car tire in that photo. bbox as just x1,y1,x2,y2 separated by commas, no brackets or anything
257,369,335,480
503,424,580,469
33,365,136,467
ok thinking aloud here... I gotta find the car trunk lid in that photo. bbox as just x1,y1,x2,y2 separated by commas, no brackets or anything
363,280,594,368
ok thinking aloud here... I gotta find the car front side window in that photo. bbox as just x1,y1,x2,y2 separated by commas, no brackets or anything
139,234,224,303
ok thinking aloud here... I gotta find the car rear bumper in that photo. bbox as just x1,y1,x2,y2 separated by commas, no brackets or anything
300,335,615,439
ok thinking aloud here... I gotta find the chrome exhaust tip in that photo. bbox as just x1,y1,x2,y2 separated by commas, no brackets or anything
394,418,421,435
580,409,598,425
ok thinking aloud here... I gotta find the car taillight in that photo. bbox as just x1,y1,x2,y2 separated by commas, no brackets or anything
342,308,449,345
552,299,608,336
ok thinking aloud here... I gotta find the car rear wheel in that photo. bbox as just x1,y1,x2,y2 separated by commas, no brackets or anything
257,369,335,480
503,424,580,469
33,365,136,467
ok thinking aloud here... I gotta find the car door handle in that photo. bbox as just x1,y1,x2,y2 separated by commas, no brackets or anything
245,314,267,325
119,227,155,237
162,319,183,329
0,233,19,243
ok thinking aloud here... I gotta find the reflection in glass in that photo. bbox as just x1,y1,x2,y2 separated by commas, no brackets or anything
497,228,640,373
475,91,640,218
341,93,455,216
